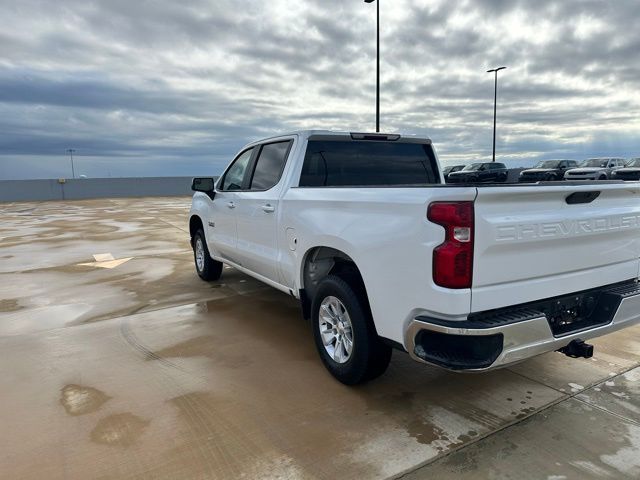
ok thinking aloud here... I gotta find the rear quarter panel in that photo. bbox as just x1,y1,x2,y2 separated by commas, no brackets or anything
280,186,476,345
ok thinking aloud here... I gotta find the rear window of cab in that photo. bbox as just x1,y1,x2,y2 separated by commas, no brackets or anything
299,140,440,187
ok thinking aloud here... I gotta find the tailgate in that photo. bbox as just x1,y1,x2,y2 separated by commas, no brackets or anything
472,183,640,312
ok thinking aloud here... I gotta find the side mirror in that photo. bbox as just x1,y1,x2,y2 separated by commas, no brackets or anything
192,177,216,199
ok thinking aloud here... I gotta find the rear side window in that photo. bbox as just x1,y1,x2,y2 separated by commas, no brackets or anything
492,163,506,169
250,141,292,190
299,140,439,187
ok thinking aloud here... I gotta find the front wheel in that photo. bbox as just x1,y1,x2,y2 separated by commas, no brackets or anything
311,275,391,385
193,229,223,281
598,174,607,180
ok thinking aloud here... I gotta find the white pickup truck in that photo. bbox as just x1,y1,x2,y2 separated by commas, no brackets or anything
189,130,640,384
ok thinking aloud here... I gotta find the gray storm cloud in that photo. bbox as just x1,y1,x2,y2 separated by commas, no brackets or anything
0,0,639,179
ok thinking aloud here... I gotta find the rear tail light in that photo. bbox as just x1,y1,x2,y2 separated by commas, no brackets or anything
427,201,474,289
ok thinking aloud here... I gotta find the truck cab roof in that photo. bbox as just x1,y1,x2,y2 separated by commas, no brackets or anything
250,130,432,145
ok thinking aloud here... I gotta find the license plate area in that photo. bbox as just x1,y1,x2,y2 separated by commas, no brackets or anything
540,290,616,336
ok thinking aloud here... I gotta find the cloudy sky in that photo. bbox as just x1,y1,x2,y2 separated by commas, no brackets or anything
1,0,639,179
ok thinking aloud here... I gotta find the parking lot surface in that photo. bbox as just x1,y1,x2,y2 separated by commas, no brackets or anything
1,197,639,479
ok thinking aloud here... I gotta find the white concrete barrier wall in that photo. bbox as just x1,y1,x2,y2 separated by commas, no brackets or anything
0,177,217,202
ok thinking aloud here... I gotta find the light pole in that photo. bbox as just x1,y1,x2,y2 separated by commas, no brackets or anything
66,148,76,178
487,66,506,162
364,0,380,132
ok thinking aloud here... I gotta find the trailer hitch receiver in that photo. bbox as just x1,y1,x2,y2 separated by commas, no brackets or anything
558,339,594,359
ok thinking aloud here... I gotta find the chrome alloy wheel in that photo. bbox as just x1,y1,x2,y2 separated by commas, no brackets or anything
319,296,354,364
195,237,205,272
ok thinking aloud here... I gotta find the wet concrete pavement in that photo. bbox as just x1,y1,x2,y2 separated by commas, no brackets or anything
406,370,640,479
1,197,639,479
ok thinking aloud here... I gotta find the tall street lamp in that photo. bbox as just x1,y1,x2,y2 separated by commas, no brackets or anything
66,148,76,179
365,0,380,132
487,66,506,162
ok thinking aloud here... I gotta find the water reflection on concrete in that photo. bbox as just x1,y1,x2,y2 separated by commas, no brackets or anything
60,384,110,416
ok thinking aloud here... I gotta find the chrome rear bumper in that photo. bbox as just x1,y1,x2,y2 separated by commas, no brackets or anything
405,283,640,371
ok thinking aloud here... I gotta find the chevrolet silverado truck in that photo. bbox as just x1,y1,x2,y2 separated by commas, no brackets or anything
189,130,640,385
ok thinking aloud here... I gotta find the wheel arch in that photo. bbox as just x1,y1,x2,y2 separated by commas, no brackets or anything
189,215,204,245
299,246,370,320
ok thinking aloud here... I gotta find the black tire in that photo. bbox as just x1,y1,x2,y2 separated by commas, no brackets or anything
598,174,607,180
311,275,392,385
193,229,223,281
546,173,557,181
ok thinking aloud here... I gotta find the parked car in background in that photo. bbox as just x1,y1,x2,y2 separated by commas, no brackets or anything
446,162,508,183
612,158,640,181
518,160,578,182
564,158,626,180
442,164,465,182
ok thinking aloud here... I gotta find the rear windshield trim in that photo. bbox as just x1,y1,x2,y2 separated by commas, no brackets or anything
307,134,431,144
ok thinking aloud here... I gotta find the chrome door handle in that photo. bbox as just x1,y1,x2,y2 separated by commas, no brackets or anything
226,201,235,209
262,204,275,213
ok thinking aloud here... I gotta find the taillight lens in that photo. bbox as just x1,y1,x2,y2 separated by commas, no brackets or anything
427,201,474,289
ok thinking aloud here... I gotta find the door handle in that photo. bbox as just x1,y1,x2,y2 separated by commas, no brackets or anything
262,204,275,213
226,201,235,209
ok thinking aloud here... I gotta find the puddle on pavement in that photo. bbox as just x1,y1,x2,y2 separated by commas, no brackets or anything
0,298,23,312
360,383,506,449
193,295,317,363
90,413,149,447
60,384,111,416
151,335,253,368
0,303,93,336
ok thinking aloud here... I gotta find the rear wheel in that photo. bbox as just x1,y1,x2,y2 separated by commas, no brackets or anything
193,229,223,281
311,275,392,385
598,174,607,180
